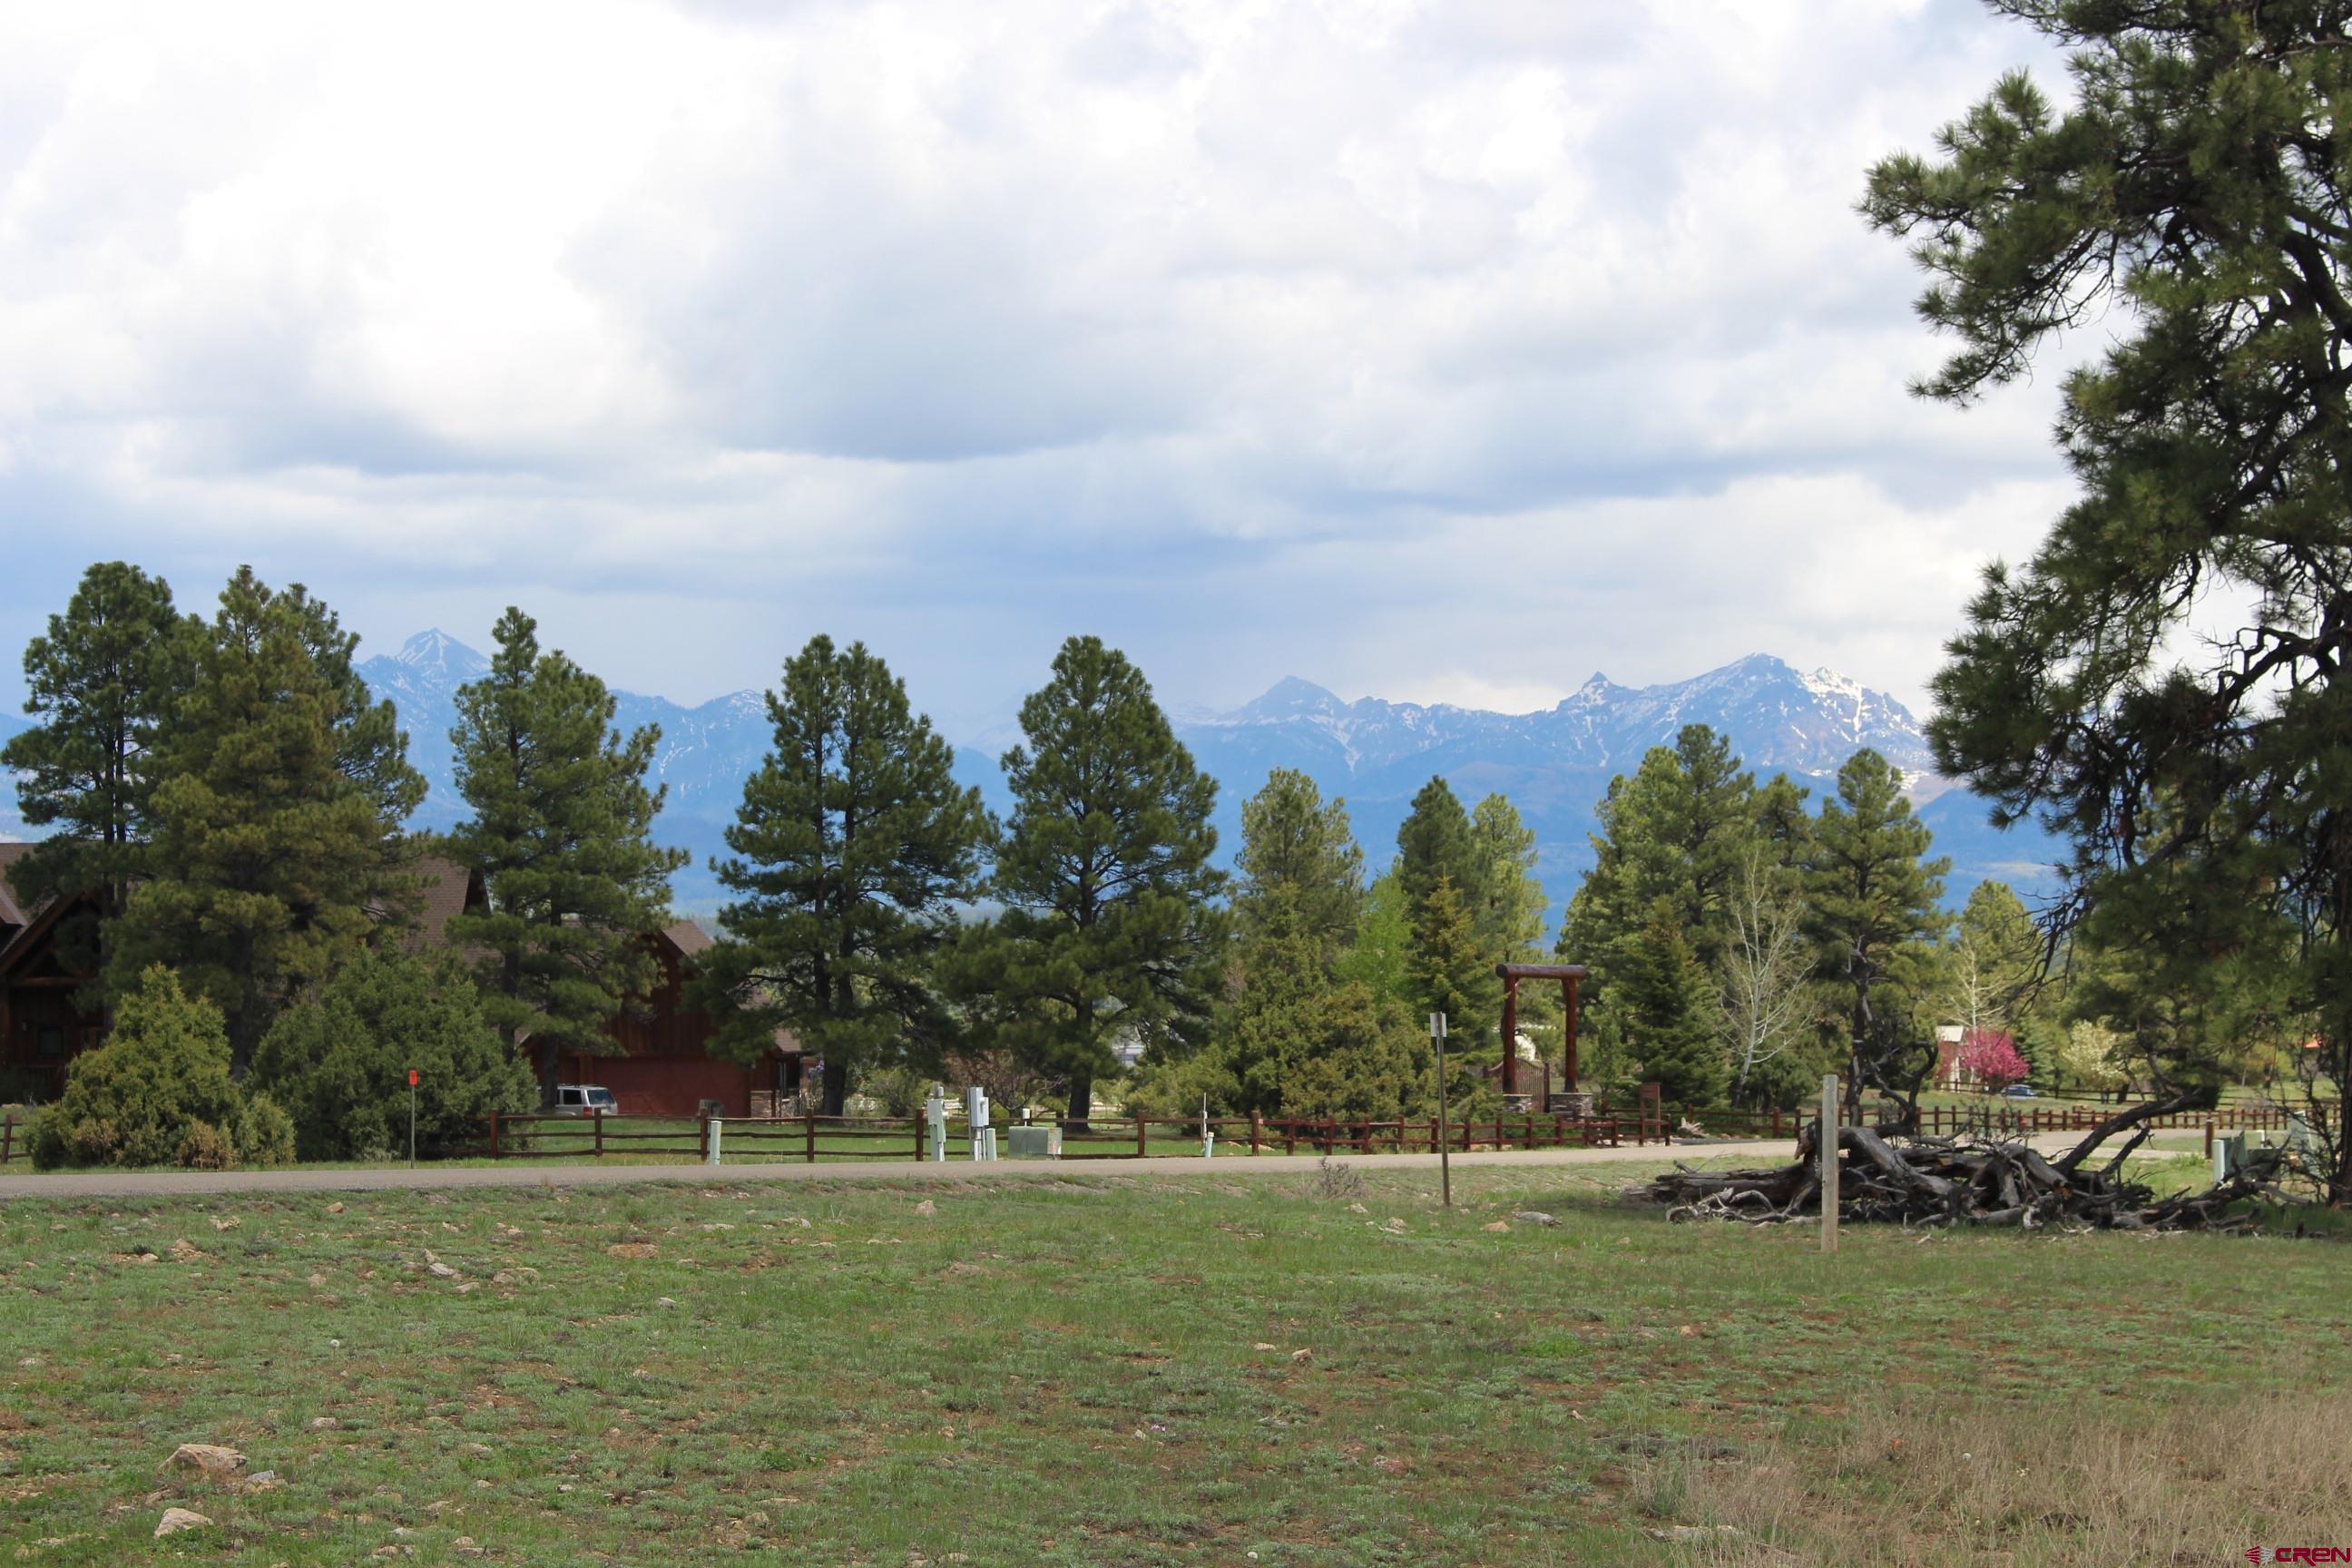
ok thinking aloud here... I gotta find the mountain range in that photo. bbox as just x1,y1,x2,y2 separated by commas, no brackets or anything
0,632,2064,919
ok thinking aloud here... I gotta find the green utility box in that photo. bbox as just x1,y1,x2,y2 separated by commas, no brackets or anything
1004,1125,1063,1160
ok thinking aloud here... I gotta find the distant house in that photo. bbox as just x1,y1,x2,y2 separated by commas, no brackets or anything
0,851,490,1101
0,846,797,1115
0,843,103,1100
551,919,804,1118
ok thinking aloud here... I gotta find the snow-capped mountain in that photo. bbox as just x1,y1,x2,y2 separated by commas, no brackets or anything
338,632,2052,913
355,632,778,839
1187,654,1934,784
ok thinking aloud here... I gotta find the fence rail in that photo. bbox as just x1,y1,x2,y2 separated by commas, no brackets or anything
5,1095,2328,1172
448,1108,1645,1163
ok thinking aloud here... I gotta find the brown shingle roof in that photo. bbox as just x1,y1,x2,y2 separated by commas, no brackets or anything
411,857,485,948
662,918,713,958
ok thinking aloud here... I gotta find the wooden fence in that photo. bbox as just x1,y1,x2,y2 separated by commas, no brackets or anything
4,1097,2328,1171
449,1108,1642,1162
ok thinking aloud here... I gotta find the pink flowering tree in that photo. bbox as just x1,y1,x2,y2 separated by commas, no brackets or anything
1957,1029,2029,1090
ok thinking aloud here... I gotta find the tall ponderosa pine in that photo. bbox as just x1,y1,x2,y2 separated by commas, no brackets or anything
1803,749,1950,1124
1234,769,1366,956
981,636,1226,1127
1864,3,2352,1193
1467,792,1547,963
1616,918,1728,1109
109,568,426,1072
1395,777,1481,917
1407,876,1501,1040
1,562,190,979
446,609,688,1104
1558,726,1773,1093
694,634,986,1116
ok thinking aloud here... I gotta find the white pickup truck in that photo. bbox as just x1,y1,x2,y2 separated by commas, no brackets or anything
552,1084,620,1116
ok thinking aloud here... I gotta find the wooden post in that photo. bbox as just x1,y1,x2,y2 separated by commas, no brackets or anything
2,1116,11,1166
1429,1011,1452,1207
1285,1120,1297,1156
1137,1114,1149,1158
1250,1110,1262,1156
915,1114,925,1161
1563,975,1580,1091
698,1117,710,1161
805,1107,817,1164
1500,975,1519,1097
1819,1074,1839,1256
593,1109,604,1158
2203,1120,2215,1160
489,1109,501,1159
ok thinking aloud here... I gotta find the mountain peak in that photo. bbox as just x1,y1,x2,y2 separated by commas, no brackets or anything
387,629,490,681
1233,676,1345,721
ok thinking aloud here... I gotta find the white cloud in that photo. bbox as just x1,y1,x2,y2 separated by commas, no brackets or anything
0,0,2078,719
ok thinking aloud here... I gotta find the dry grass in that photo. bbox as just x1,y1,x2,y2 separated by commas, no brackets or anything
1648,1379,2352,1566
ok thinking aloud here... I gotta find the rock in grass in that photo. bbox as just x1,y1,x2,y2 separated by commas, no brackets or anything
154,1507,212,1537
1509,1210,1559,1228
604,1242,658,1260
168,1239,206,1263
167,1444,245,1477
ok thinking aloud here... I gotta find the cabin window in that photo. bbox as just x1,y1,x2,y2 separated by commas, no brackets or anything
35,1026,65,1060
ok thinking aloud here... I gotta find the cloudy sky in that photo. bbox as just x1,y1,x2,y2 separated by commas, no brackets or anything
0,0,2077,730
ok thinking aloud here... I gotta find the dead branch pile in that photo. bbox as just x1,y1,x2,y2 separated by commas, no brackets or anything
1638,1122,2281,1231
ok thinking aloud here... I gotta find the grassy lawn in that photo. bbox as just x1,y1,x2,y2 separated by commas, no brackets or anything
2,1160,2346,1566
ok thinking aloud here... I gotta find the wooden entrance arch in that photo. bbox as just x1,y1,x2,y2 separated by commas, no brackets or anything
1494,963,1588,1099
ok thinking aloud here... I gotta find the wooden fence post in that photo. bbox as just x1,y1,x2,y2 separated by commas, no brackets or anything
489,1110,501,1159
1137,1115,1149,1158
1250,1110,1262,1156
914,1114,925,1161
805,1107,817,1163
699,1118,710,1162
1820,1074,1839,1256
1284,1120,1297,1156
2,1116,11,1166
593,1109,604,1158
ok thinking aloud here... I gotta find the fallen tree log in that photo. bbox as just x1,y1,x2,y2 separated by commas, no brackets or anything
1638,1126,2283,1231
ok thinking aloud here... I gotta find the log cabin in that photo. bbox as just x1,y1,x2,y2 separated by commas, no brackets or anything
0,847,799,1115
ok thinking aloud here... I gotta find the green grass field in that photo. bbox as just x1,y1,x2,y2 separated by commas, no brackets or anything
2,1158,2346,1565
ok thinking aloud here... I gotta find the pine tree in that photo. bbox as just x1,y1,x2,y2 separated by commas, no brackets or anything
1395,776,1480,917
1863,5,2352,1194
1803,749,1950,1124
1616,917,1728,1108
1,562,191,979
1335,870,1414,1014
1235,768,1365,956
693,634,987,1116
1467,792,1546,962
1407,876,1500,1041
979,636,1226,1127
445,608,689,1104
107,569,426,1073
1943,880,2043,1042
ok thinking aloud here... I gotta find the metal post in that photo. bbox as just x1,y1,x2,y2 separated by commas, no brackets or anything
408,1080,417,1169
706,1118,722,1166
1819,1074,1839,1256
1431,1012,1451,1208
